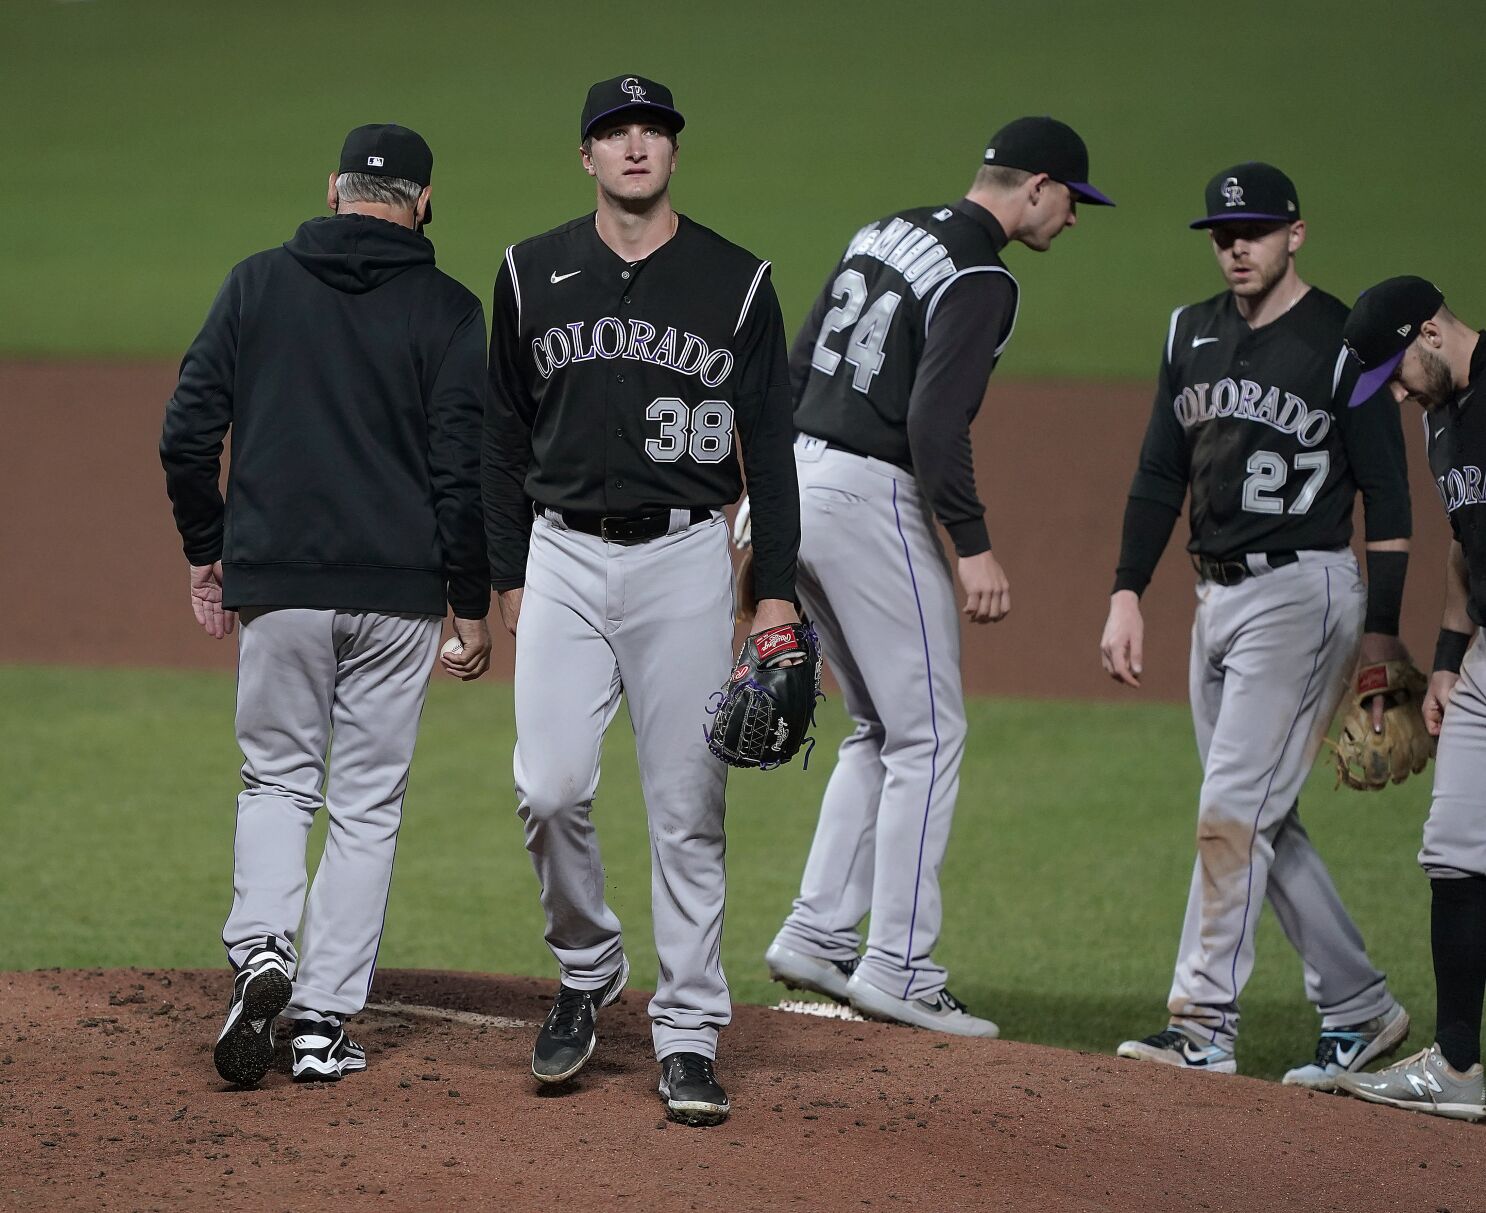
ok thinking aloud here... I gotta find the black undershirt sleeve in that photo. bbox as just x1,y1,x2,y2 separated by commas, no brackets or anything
482,261,537,592
1336,368,1412,543
787,264,837,408
1336,360,1411,633
735,274,800,603
904,272,1016,557
160,270,240,566
1113,346,1190,595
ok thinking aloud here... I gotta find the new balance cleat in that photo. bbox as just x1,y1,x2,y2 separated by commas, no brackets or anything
765,941,860,1003
845,972,998,1037
1116,1027,1236,1073
1282,1003,1410,1090
1336,1044,1486,1121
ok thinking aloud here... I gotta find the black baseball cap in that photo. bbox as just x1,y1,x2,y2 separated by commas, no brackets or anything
982,116,1114,206
581,75,685,141
1342,276,1446,407
338,124,434,224
1190,162,1298,229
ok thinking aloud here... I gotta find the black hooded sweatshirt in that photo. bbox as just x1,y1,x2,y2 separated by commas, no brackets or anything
161,215,488,619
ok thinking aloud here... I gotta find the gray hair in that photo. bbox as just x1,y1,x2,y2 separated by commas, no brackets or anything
335,171,424,210
973,164,1034,192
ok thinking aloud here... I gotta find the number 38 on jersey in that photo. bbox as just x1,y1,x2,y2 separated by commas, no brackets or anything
644,397,735,464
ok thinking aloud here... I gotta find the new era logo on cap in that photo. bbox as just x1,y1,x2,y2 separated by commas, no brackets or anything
1398,324,1412,335
367,156,384,167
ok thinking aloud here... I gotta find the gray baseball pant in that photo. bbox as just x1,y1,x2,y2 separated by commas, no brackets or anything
1169,550,1397,1051
773,437,966,1000
1421,631,1486,879
513,512,734,1061
223,606,441,1021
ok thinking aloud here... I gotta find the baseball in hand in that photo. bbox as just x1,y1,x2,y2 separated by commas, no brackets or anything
441,638,463,657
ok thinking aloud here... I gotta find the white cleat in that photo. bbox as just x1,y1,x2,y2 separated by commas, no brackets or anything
765,942,859,1003
845,971,998,1037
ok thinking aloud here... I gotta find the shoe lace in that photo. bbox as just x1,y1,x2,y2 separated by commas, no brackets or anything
671,1053,717,1086
1144,1028,1189,1049
833,955,862,979
546,985,592,1039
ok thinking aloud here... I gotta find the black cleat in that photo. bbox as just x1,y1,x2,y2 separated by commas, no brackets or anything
659,1052,730,1126
531,957,629,1084
213,939,293,1086
290,1019,367,1082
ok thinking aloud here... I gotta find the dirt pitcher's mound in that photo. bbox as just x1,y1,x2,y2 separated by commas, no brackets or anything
2,969,1481,1212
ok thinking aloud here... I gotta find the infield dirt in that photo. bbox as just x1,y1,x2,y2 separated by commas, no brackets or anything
4,967,1483,1212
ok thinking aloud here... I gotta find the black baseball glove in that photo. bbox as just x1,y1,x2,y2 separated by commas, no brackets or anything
706,622,821,768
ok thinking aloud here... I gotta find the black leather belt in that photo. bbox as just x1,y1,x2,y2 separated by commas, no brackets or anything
1193,550,1299,586
543,505,711,544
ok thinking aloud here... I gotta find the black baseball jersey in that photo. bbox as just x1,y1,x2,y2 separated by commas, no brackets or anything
482,213,799,601
1425,332,1486,626
1121,288,1410,574
790,200,1018,556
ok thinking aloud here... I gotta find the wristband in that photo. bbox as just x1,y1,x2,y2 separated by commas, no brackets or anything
1434,628,1472,675
1363,549,1408,636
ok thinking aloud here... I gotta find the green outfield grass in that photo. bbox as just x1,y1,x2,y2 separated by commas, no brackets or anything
0,665,1436,1082
3,1,1482,372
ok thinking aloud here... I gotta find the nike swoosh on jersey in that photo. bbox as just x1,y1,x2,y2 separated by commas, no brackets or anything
1192,336,1219,347
550,270,582,284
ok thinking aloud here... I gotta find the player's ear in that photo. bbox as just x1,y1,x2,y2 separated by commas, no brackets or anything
327,171,339,213
1027,172,1050,204
1287,219,1306,254
415,186,431,228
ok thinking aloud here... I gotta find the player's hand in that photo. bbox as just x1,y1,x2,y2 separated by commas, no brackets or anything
189,561,237,640
442,617,492,681
497,588,524,637
1423,670,1460,737
1100,590,1144,688
1358,633,1409,732
957,552,1010,624
751,598,805,664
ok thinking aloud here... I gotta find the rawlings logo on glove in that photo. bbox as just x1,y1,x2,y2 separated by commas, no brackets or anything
1326,659,1435,791
706,622,822,768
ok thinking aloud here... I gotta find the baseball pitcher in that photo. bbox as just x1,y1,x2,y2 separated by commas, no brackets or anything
482,75,800,1126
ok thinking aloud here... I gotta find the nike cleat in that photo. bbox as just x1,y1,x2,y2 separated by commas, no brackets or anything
1116,1027,1236,1073
1282,1003,1410,1091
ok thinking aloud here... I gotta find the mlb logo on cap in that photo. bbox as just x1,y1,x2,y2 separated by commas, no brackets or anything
367,156,384,167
